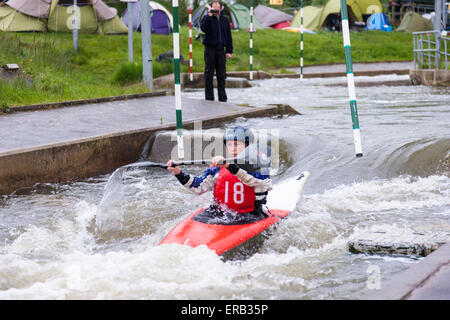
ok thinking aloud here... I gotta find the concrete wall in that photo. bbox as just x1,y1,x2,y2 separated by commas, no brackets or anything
0,105,298,195
410,69,450,86
155,70,411,88
370,242,450,300
153,72,270,89
1,92,166,115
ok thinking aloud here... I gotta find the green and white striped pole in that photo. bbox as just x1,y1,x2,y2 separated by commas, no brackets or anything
249,0,254,81
188,0,193,81
300,0,304,79
340,0,362,158
172,0,184,159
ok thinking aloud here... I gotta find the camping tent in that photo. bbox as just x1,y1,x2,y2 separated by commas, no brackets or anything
0,0,128,34
253,4,293,28
366,12,392,31
122,1,173,34
290,6,323,30
47,0,128,34
0,1,47,32
6,0,51,18
290,0,383,31
192,3,264,30
396,11,434,32
230,3,263,30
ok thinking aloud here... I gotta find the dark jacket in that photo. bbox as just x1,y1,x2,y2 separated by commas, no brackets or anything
200,14,233,54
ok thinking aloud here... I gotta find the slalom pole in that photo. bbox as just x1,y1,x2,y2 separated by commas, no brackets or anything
300,0,304,79
340,0,363,158
249,0,254,81
172,0,184,159
188,0,193,81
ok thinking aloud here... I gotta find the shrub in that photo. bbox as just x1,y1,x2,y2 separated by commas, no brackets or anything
112,62,143,85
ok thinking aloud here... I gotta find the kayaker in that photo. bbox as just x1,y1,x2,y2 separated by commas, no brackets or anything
166,126,272,224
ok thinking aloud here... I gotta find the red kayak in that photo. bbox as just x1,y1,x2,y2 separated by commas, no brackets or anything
160,208,290,255
159,171,310,256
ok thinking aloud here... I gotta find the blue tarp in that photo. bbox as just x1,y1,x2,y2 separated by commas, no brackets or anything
366,13,392,32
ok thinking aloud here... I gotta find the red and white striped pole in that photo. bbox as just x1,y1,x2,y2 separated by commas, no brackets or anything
188,0,193,81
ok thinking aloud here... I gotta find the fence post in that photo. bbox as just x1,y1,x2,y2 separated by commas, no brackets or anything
420,34,424,67
435,31,441,69
413,33,416,69
73,0,78,52
141,0,153,89
445,37,448,70
127,1,134,63
435,1,441,69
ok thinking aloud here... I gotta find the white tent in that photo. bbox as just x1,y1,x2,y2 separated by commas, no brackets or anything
254,4,293,28
6,0,51,18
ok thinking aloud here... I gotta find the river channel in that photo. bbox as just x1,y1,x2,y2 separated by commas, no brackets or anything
0,74,449,299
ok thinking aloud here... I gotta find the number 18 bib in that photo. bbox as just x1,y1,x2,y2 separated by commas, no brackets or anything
214,167,255,213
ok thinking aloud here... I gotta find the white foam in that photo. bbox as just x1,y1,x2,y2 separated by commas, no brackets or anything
4,201,97,259
302,175,450,214
0,243,242,299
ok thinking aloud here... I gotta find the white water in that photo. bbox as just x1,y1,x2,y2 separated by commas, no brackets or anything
1,75,449,299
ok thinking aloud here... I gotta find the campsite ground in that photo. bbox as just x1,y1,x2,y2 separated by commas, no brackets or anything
0,28,413,108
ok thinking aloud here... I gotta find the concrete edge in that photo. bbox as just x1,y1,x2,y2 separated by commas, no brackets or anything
326,79,412,87
268,60,414,70
0,104,299,195
409,69,450,86
156,69,412,88
0,104,297,158
368,242,450,300
1,91,167,115
2,66,413,114
272,69,410,79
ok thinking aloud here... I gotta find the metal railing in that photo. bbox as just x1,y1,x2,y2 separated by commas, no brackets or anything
413,30,450,70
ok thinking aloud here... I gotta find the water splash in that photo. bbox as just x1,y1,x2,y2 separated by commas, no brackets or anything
96,167,126,232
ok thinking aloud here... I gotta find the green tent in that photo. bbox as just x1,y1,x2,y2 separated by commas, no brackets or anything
47,0,128,34
396,11,434,32
192,3,264,30
231,3,264,30
0,3,46,32
290,6,324,30
48,2,97,33
290,0,383,30
0,0,128,34
97,16,128,35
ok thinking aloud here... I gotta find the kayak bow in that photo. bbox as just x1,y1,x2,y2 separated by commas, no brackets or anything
160,171,310,256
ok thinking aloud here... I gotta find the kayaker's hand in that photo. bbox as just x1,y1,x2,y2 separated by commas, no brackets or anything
211,156,229,168
167,160,181,175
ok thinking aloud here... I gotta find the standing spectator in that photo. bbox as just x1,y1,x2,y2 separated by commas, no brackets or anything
200,1,233,102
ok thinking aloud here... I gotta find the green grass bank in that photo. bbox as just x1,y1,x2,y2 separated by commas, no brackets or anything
0,28,413,108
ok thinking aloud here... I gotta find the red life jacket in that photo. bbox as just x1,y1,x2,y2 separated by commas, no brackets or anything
213,167,255,214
